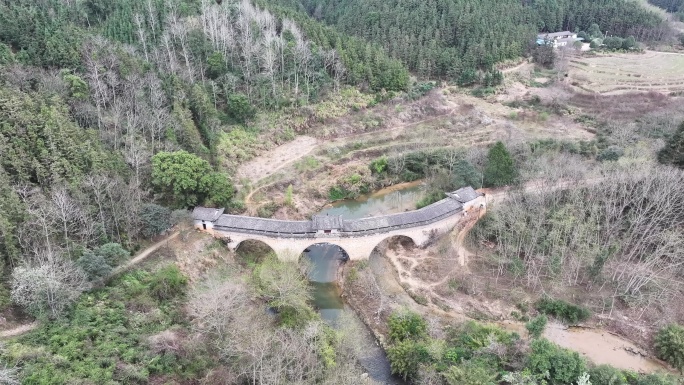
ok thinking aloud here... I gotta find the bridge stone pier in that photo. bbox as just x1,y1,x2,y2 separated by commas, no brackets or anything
192,187,485,262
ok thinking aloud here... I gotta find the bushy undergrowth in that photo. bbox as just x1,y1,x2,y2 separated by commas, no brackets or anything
385,312,682,385
655,324,684,373
535,298,591,324
2,265,203,383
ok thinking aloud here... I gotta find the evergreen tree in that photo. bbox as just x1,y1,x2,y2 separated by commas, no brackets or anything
483,141,518,187
658,122,684,169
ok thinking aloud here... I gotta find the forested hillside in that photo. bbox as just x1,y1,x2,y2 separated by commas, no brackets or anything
649,0,684,12
282,0,668,78
0,0,408,299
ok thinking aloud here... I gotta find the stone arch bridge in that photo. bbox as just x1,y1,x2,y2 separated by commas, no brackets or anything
192,187,485,262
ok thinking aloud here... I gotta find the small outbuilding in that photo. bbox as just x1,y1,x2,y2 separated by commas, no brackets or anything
192,207,225,231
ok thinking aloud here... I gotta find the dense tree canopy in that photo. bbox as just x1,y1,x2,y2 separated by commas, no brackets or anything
280,0,666,79
484,141,518,187
152,150,233,208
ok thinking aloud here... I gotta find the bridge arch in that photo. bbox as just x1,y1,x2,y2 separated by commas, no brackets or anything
371,234,420,257
298,242,351,262
234,239,278,263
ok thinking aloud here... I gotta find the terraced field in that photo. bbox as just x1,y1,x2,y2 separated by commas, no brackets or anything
568,51,684,95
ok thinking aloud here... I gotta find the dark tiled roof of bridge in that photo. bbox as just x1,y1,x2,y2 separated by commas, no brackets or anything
313,215,344,230
215,215,314,235
342,197,463,233
192,207,225,221
201,186,482,237
448,186,480,203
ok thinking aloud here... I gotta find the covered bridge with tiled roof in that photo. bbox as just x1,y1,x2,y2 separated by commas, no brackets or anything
192,187,485,262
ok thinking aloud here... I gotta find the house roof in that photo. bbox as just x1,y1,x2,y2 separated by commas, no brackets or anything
538,31,575,39
447,186,481,203
192,207,225,221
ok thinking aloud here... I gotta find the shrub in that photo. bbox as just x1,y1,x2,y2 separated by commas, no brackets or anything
597,145,624,162
588,365,628,385
77,251,112,281
535,298,591,324
632,373,681,385
148,265,187,302
443,359,498,385
526,315,548,339
388,310,428,343
140,203,171,238
658,122,684,169
370,156,388,174
95,243,130,265
416,191,446,209
387,339,430,380
527,338,586,385
654,324,684,373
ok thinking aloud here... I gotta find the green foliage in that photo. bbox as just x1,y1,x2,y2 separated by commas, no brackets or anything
252,256,313,327
525,315,548,339
407,82,436,100
285,184,294,206
589,365,628,385
631,373,681,385
328,186,350,201
148,265,188,302
227,93,256,123
527,338,587,385
281,0,664,80
0,42,14,64
535,298,591,324
655,324,684,373
658,122,684,169
62,72,89,100
0,86,104,186
139,203,172,238
416,191,446,209
597,145,624,162
388,310,428,343
370,156,388,174
443,359,498,385
445,321,519,361
483,141,518,187
95,243,130,265
206,51,227,79
77,251,112,280
3,267,206,383
386,339,430,380
151,150,233,208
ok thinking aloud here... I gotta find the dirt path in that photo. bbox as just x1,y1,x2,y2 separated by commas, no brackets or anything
0,322,38,339
236,136,319,184
112,231,180,276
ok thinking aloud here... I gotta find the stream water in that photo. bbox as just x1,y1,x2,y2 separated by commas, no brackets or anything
319,180,425,219
303,182,425,384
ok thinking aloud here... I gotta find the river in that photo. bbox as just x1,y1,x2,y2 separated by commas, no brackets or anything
303,182,425,384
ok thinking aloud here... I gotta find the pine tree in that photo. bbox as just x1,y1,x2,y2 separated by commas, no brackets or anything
483,141,518,187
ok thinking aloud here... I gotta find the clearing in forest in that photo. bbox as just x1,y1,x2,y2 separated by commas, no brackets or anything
568,51,684,95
